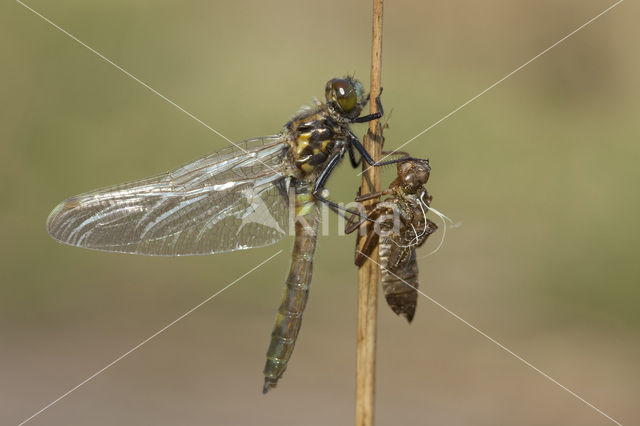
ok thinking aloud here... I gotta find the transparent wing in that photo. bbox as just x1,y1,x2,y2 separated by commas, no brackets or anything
46,136,292,256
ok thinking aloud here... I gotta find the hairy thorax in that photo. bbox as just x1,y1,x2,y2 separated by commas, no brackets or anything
284,105,347,180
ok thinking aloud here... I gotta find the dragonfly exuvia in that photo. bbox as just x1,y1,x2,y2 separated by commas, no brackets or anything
46,77,425,393
346,154,437,322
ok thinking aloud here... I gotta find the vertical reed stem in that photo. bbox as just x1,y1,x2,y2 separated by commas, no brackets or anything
355,1,383,425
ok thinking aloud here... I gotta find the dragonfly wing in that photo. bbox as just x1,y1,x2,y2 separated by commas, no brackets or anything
47,136,292,256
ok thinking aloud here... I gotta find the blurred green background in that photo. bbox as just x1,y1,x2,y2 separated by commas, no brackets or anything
2,0,638,424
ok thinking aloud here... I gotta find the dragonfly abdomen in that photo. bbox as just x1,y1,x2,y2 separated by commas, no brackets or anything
263,182,319,393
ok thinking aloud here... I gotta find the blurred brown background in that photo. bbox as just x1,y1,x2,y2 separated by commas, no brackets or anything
2,0,638,424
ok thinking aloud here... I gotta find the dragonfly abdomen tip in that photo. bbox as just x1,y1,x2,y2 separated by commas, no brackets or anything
262,378,277,394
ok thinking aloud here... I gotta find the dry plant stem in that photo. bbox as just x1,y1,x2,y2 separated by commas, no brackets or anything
355,1,383,425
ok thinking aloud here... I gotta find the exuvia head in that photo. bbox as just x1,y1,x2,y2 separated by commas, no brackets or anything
325,77,366,120
397,159,431,191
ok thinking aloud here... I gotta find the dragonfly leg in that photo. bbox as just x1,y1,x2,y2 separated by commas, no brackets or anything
381,150,411,158
347,141,362,168
355,188,393,203
344,210,366,235
351,88,384,123
348,131,429,168
354,227,380,267
344,207,382,266
313,188,369,221
344,200,384,267
312,154,373,221
343,188,392,233
327,201,358,222
344,186,366,234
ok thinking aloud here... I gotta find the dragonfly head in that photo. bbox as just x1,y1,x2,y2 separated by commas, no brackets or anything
325,77,365,120
397,159,431,192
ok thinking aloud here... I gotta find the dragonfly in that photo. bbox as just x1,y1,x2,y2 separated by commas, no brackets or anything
46,76,426,393
345,154,438,322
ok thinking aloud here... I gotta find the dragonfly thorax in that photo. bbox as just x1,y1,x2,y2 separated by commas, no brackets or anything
286,108,345,176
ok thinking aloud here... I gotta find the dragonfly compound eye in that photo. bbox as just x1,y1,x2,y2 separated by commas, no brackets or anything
326,78,358,113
